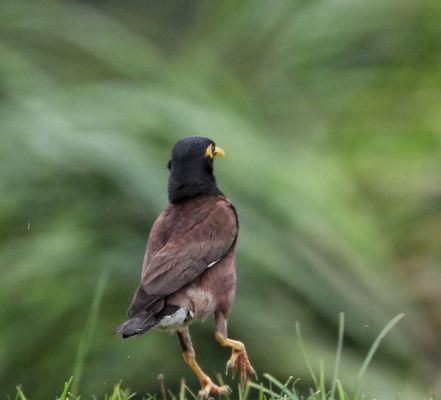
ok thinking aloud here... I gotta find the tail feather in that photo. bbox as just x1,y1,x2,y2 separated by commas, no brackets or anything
115,311,157,339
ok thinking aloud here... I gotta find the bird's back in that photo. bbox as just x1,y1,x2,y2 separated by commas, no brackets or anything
117,194,239,337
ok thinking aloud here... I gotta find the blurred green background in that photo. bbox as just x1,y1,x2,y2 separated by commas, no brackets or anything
0,0,440,398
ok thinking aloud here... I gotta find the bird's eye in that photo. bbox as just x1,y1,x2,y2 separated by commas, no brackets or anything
167,160,172,170
211,144,216,153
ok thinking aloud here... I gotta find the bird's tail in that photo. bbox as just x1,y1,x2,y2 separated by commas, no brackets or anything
115,311,157,339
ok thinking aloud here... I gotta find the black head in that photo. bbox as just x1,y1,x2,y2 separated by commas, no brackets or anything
167,136,225,203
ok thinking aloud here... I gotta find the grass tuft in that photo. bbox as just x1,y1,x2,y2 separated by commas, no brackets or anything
14,314,414,400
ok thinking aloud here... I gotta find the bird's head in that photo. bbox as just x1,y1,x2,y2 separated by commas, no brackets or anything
167,136,225,203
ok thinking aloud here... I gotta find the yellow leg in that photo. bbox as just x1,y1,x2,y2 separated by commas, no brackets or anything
178,328,230,398
183,351,231,399
215,333,256,383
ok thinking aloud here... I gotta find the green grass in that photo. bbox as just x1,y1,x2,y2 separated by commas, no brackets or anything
14,313,431,400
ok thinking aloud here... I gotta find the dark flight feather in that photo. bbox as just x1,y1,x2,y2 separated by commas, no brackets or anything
115,310,157,338
126,286,162,317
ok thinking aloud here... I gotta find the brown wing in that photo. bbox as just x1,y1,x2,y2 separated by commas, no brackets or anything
141,198,238,296
126,208,172,316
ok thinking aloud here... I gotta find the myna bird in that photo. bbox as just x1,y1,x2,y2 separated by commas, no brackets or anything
116,136,255,398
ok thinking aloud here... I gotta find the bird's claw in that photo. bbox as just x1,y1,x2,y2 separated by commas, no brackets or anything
225,359,233,376
198,379,231,399
225,349,257,383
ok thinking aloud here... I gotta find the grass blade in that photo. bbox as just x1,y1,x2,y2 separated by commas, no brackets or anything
56,377,74,400
262,373,298,399
15,386,27,400
248,382,279,398
318,360,326,400
295,322,318,387
330,312,345,399
71,270,109,394
336,380,347,400
354,313,404,399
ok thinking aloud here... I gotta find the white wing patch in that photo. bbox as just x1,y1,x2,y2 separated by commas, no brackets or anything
207,258,221,268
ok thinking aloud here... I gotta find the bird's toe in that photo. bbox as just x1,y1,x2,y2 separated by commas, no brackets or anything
198,380,231,399
226,349,256,384
225,350,241,378
225,358,237,377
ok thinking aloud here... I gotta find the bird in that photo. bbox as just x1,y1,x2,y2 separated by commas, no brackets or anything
116,136,255,398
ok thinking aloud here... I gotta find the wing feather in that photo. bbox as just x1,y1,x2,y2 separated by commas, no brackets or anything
141,199,238,296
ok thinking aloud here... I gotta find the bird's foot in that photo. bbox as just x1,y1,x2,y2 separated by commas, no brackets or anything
226,349,257,383
198,378,231,399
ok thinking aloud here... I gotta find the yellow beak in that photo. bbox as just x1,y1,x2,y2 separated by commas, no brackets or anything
205,144,226,158
213,146,225,157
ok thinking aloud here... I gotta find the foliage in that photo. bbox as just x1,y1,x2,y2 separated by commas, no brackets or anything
0,0,440,399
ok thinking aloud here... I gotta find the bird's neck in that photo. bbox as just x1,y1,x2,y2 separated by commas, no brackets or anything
167,173,223,203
